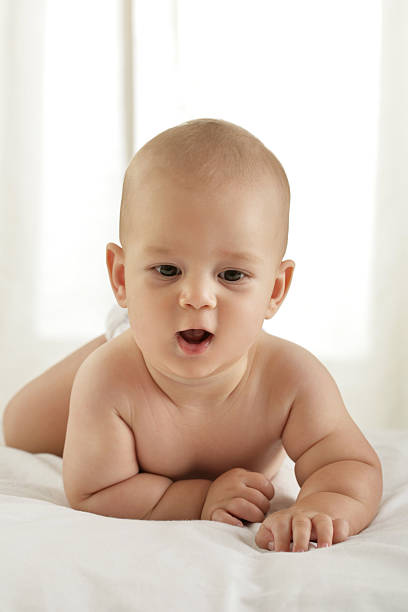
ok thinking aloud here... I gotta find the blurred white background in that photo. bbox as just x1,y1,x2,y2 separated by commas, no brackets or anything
0,0,407,430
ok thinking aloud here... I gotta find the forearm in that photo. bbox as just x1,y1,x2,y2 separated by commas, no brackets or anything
295,460,383,534
72,472,212,521
147,478,213,521
74,472,174,519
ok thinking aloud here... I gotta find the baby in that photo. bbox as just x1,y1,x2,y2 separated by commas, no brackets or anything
4,118,382,553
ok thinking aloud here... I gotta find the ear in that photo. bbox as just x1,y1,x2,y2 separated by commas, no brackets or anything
106,242,127,307
264,259,295,320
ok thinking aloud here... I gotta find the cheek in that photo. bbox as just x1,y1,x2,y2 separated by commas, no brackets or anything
126,291,173,336
221,298,266,343
230,293,268,322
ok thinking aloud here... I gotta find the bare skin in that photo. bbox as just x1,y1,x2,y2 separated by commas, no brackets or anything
5,320,382,554
3,334,107,456
3,327,288,477
4,122,383,552
104,327,290,483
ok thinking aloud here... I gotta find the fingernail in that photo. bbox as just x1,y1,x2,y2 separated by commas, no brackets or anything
267,541,275,551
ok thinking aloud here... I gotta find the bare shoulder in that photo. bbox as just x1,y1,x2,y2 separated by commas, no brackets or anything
74,329,141,425
260,331,325,399
263,332,350,434
262,329,322,365
268,335,346,409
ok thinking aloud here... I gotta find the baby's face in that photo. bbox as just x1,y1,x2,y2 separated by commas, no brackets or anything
112,169,292,381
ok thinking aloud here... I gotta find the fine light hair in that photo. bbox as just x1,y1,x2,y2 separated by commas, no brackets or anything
119,118,290,259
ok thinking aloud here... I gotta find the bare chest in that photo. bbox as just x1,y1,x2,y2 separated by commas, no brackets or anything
124,338,293,482
133,401,287,481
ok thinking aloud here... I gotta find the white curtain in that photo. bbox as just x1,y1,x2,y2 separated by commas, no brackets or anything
1,0,407,430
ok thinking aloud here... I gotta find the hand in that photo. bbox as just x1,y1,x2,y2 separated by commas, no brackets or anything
255,504,350,552
201,467,275,527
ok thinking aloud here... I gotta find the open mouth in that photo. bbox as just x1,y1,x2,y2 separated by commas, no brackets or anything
176,329,214,355
178,329,212,344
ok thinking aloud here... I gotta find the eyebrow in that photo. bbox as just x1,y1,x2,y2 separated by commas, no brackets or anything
142,246,262,264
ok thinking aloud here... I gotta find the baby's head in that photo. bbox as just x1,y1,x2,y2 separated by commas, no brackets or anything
119,118,290,263
107,118,295,377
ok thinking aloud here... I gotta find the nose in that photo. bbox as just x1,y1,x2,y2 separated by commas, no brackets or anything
178,275,217,310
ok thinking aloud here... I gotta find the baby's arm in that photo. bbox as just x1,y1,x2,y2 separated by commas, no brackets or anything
63,350,212,520
255,349,383,552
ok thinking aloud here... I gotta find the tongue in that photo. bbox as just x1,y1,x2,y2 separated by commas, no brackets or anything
180,329,208,343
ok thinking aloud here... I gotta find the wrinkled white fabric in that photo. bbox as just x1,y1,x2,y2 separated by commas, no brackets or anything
0,430,407,611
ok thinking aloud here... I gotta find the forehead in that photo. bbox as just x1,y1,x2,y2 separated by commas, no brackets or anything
141,244,264,265
123,160,286,261
131,165,281,218
143,174,277,230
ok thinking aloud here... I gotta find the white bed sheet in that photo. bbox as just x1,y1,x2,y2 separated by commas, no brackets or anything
0,430,407,611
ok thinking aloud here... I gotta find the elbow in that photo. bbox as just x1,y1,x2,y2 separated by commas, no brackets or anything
298,458,383,508
63,472,91,512
348,459,383,511
2,400,19,447
64,486,90,512
363,449,383,507
370,460,383,508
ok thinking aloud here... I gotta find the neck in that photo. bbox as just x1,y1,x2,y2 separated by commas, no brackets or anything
142,343,258,415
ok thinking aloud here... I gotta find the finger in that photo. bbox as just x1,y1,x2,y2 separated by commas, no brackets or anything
291,515,312,552
246,472,275,500
270,515,292,552
257,513,286,550
242,486,272,515
332,518,350,544
226,497,266,523
261,478,275,500
311,513,333,548
254,523,274,550
212,508,243,527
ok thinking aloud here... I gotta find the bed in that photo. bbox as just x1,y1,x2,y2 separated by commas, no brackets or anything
0,428,407,611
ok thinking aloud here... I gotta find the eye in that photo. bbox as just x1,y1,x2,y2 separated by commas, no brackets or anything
219,269,246,282
154,264,180,277
153,266,246,282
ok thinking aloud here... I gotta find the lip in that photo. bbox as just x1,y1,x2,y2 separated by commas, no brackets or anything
178,327,214,335
176,331,214,356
